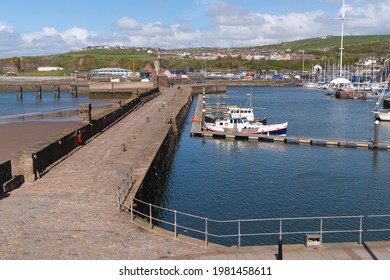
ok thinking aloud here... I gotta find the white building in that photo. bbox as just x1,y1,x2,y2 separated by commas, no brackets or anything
38,66,64,71
91,67,133,77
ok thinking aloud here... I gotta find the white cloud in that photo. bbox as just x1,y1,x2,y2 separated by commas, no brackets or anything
1,0,390,58
117,17,141,30
22,26,91,44
0,23,14,33
342,3,390,34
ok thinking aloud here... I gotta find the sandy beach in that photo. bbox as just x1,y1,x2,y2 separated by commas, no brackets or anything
0,121,78,161
0,103,118,162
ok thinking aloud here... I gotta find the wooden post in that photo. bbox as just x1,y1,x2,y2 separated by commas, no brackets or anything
16,86,23,100
36,85,42,100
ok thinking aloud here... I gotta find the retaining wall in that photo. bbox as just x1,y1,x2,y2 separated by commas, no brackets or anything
134,89,193,212
190,84,227,94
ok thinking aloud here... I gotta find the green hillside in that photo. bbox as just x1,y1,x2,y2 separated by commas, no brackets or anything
270,35,390,51
0,48,157,76
1,35,390,75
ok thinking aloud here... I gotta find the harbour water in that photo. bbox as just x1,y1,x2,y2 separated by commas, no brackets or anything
156,87,390,246
0,91,111,123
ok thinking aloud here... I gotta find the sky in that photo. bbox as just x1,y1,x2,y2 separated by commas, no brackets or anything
0,0,389,58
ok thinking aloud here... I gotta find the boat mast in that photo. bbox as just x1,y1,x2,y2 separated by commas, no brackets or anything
250,87,252,109
339,0,346,78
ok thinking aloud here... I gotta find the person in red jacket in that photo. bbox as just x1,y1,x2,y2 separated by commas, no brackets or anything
77,130,83,145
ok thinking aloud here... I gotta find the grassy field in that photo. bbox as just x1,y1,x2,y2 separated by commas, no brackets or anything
66,48,156,60
271,35,390,51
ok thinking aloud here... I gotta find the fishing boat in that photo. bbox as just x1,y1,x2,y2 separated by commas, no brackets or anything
205,116,288,135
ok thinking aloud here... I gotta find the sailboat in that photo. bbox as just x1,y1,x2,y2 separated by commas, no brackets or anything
333,0,366,99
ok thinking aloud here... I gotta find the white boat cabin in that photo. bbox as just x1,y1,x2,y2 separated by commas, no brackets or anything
227,106,255,121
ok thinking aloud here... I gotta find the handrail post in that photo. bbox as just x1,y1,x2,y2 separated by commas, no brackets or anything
205,218,208,248
279,218,283,240
278,218,283,260
238,219,241,249
359,215,363,244
149,203,153,229
174,210,177,239
320,216,323,243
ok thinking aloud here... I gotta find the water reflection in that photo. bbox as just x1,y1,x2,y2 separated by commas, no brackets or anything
207,138,287,154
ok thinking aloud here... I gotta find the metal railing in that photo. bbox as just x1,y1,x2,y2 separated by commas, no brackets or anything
116,168,136,214
118,194,390,248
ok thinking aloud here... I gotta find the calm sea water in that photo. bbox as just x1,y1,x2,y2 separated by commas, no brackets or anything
0,91,111,122
155,87,390,246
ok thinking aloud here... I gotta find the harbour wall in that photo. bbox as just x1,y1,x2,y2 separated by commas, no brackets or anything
133,88,193,212
89,81,154,98
2,88,159,192
190,84,227,94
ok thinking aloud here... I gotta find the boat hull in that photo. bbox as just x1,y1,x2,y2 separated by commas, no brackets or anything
205,122,288,136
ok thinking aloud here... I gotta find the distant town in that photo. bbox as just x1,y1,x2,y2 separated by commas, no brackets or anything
81,44,317,62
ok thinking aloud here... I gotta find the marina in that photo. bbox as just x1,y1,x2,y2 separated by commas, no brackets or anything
190,89,390,150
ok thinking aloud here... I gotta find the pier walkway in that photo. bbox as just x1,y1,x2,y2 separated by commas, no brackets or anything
1,86,390,260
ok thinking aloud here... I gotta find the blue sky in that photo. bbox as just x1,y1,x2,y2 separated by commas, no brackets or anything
0,0,389,57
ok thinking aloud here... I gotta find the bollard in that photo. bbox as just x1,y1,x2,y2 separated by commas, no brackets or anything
374,120,380,149
277,239,283,260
